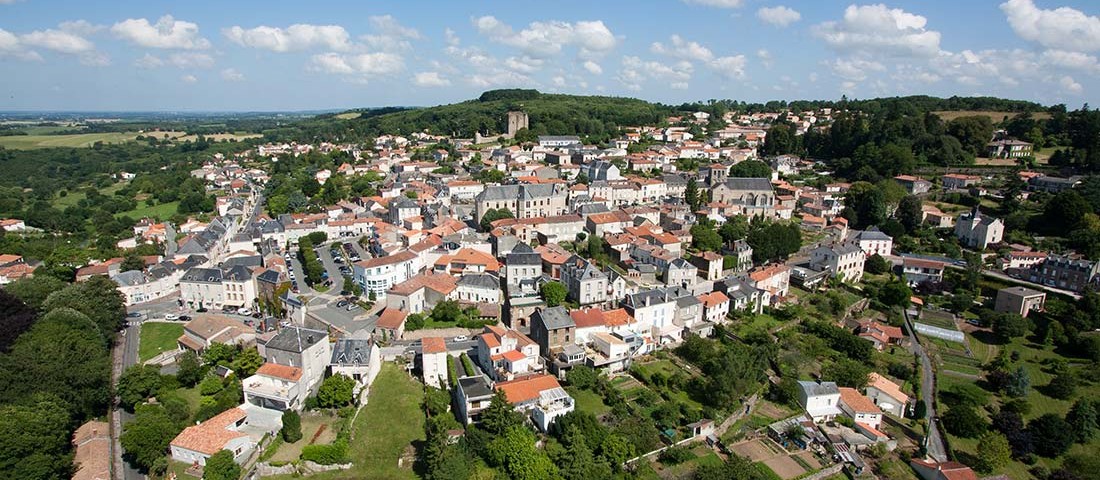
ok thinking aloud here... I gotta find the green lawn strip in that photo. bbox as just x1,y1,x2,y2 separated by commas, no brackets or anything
566,386,611,416
138,322,183,362
115,200,180,221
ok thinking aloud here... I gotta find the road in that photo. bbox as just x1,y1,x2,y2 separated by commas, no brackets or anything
115,314,145,480
904,308,948,462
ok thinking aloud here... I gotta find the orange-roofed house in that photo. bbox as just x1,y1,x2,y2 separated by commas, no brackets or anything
375,308,408,341
170,407,256,466
909,459,979,480
838,387,883,430
421,337,449,389
697,291,730,323
476,325,541,381
434,247,501,275
495,374,575,432
857,320,905,351
748,264,791,306
866,373,910,417
72,421,110,480
243,363,306,411
386,272,458,314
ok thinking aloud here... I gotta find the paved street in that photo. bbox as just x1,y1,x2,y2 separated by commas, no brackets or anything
116,312,145,480
904,308,948,462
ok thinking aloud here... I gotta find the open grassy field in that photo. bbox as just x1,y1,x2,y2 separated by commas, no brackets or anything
268,413,341,463
284,363,424,480
0,132,147,149
115,200,180,221
932,110,1050,123
53,182,127,209
138,322,183,362
174,132,261,142
335,112,362,120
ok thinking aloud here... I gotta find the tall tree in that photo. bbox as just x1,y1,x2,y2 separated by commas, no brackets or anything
121,404,181,472
1028,413,1076,458
539,282,567,307
480,390,524,435
202,450,242,480
1066,399,1098,443
0,395,74,480
0,290,36,352
41,275,125,341
975,431,1011,472
896,195,924,233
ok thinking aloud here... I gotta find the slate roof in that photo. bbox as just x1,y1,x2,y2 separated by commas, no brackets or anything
458,273,500,290
506,243,543,266
181,267,222,284
331,338,374,366
534,306,575,330
798,380,839,397
265,326,327,353
721,177,774,191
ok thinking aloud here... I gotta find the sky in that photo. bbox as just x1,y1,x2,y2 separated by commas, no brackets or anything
1,0,1099,111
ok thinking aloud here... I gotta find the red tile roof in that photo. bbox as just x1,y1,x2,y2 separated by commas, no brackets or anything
256,363,303,382
376,308,407,330
170,407,248,455
496,374,562,404
422,337,447,354
839,387,880,414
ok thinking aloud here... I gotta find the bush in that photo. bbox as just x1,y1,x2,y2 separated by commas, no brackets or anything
658,445,694,465
460,353,476,377
446,355,458,388
281,410,302,443
301,440,349,464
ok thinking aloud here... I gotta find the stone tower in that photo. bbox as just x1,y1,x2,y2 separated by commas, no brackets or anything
506,111,529,137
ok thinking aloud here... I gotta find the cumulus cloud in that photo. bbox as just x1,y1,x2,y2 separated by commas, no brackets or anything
224,24,351,52
221,68,245,81
309,52,404,78
504,56,544,74
413,71,450,87
1001,0,1100,53
756,48,772,68
0,28,40,61
369,15,421,40
651,35,714,62
472,16,617,58
1059,75,1083,94
757,6,801,27
616,55,694,90
112,15,210,49
825,57,886,81
444,28,460,46
1040,49,1100,73
134,54,163,69
681,0,743,8
20,28,94,54
583,60,603,75
813,4,941,57
168,52,214,69
710,55,747,79
180,74,197,83
14,24,109,66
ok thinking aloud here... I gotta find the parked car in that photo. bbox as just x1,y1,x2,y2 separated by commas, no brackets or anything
165,313,179,321
126,312,143,319
346,304,359,311
251,312,263,319
336,300,349,308
237,308,252,316
453,335,468,342
178,315,191,322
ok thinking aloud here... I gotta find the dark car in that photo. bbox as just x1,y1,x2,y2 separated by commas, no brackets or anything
339,290,351,296
126,312,143,318
336,300,349,308
178,315,192,322
251,312,263,318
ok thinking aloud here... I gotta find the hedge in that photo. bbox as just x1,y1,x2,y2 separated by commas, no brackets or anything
301,440,349,465
460,353,476,377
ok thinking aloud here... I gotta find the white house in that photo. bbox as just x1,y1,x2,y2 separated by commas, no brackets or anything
809,243,866,282
497,374,575,432
170,408,257,466
852,229,893,257
421,337,449,389
797,380,842,423
954,208,1004,250
353,250,419,297
866,373,909,418
243,363,306,411
330,337,382,399
839,387,883,430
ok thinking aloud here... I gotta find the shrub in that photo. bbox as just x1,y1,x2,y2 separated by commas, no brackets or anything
658,445,695,465
460,353,476,377
301,440,349,464
281,410,302,443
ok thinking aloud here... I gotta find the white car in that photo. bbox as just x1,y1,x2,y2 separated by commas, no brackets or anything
237,308,252,316
453,335,468,342
164,313,179,321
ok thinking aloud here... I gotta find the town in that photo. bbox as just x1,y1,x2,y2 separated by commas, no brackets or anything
3,87,1100,480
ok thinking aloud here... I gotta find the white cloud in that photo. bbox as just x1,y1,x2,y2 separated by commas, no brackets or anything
473,16,617,58
58,20,105,36
504,56,544,73
224,24,351,52
78,51,110,67
413,71,450,87
825,57,885,81
710,55,747,79
180,74,197,84
583,60,603,75
221,68,245,81
650,35,714,62
670,81,689,90
756,48,772,68
369,15,421,40
444,28,459,46
168,52,214,69
681,0,743,8
112,15,210,49
552,75,566,87
1001,0,1100,53
1040,49,1100,73
813,4,942,57
616,55,693,90
757,6,801,27
0,28,40,61
20,29,94,54
1059,75,1083,94
134,53,163,69
309,52,404,77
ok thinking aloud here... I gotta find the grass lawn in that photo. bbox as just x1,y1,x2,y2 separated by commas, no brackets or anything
285,363,425,480
115,200,180,221
734,313,783,337
139,322,183,362
268,413,341,463
567,386,611,417
54,182,127,209
168,460,200,479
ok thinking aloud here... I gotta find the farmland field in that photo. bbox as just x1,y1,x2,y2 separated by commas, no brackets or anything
0,132,146,149
932,110,1049,123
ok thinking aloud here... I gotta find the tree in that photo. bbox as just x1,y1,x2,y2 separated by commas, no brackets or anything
897,195,924,233
317,374,357,408
424,387,451,416
728,160,772,178
877,279,913,308
484,425,558,480
719,216,749,246
0,395,74,480
203,343,238,367
480,208,514,231
229,347,262,377
685,178,700,211
1066,399,1097,443
843,181,887,229
121,254,145,272
1006,366,1031,398
480,390,525,435
117,364,164,412
824,359,871,388
1043,191,1092,231
1046,371,1078,400
202,450,242,480
41,275,126,340
690,222,723,252
943,404,988,438
176,351,205,388
865,254,890,275
948,116,996,156
1028,413,1076,457
975,431,1011,472
121,405,181,472
540,282,567,307
565,366,599,390
281,410,303,443
587,234,606,260
3,275,65,310
0,290,37,353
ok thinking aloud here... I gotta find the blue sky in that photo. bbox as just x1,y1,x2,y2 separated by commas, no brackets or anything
1,0,1098,111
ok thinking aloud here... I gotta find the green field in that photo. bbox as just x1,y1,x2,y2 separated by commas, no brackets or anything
115,200,180,221
282,363,425,480
567,386,611,417
0,132,144,149
138,322,183,362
